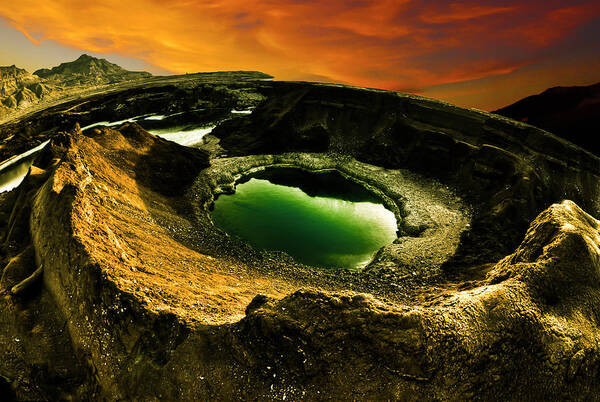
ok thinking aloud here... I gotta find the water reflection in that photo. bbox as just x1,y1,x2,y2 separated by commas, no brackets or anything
81,111,219,147
150,126,215,146
0,140,49,193
211,173,397,269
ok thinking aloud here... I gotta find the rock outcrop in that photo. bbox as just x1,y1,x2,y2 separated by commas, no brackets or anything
0,66,49,115
0,66,38,95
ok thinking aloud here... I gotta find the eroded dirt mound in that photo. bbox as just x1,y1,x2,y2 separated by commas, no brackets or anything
2,119,600,399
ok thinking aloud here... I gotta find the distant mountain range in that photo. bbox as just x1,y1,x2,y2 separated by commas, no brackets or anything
494,83,600,154
0,54,152,117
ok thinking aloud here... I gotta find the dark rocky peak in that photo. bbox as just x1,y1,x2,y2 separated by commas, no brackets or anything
76,53,94,61
33,54,152,86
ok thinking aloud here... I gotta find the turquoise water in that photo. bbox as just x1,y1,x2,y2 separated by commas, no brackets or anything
211,171,397,268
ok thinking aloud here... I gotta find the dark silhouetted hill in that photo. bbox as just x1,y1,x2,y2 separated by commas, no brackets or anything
495,83,600,154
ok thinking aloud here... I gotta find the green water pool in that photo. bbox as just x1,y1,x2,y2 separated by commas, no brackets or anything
211,169,398,269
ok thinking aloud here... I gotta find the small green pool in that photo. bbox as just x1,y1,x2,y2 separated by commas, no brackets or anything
211,169,398,268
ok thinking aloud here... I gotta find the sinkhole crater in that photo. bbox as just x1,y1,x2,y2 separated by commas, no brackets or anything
210,168,398,268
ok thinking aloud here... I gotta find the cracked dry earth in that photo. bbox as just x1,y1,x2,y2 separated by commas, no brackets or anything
2,78,600,400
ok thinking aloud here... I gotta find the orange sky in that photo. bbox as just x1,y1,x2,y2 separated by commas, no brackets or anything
1,0,599,110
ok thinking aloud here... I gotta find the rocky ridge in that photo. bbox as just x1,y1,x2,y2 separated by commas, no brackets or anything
0,54,152,120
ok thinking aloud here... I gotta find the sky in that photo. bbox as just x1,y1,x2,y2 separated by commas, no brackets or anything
0,0,599,111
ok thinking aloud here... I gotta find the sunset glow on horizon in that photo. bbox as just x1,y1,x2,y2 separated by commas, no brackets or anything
1,0,599,110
